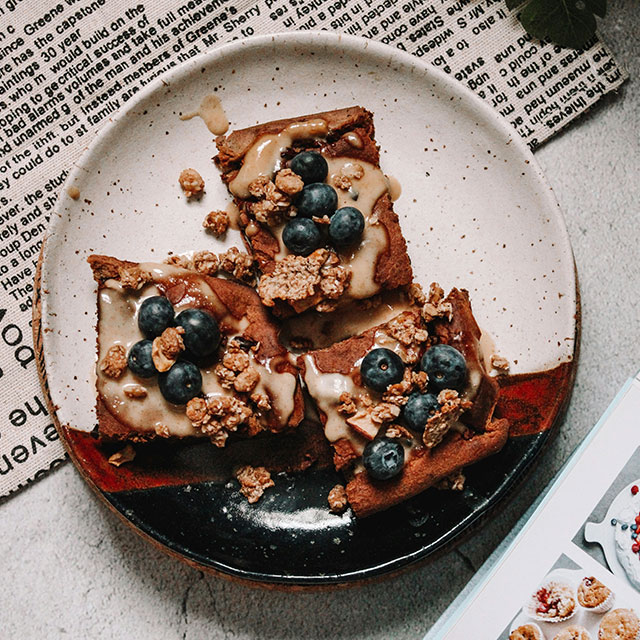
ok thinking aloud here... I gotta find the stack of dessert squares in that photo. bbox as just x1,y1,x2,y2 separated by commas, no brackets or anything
91,106,510,517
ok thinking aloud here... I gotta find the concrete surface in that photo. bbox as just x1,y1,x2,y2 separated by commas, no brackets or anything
2,4,639,638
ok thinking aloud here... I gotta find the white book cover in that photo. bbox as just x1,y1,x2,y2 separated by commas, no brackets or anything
427,370,640,639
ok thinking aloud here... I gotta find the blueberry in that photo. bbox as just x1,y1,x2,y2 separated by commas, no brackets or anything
402,392,440,432
360,348,405,392
363,437,405,480
290,151,328,185
282,217,323,256
138,296,174,338
127,339,157,378
175,308,220,357
329,207,365,248
158,360,202,404
295,183,338,218
611,518,617,526
420,344,467,391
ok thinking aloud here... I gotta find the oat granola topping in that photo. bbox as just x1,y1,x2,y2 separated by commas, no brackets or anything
332,174,352,191
186,394,253,447
423,389,473,448
165,254,192,269
371,402,401,424
192,250,219,276
214,340,260,392
154,424,171,438
179,168,205,198
436,470,466,491
248,175,271,198
421,282,453,322
101,344,127,378
382,369,428,406
117,266,152,290
275,168,304,195
219,247,255,283
407,283,427,306
235,465,274,504
233,367,260,393
247,174,295,225
337,392,357,416
491,354,510,372
328,484,349,514
202,210,229,236
152,326,185,372
108,444,136,467
257,249,350,308
123,384,147,399
385,424,413,440
250,393,271,411
387,313,429,347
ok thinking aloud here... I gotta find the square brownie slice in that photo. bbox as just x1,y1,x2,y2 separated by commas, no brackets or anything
299,285,509,517
214,106,413,316
89,255,304,445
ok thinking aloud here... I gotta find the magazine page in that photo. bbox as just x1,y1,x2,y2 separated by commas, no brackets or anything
430,371,640,639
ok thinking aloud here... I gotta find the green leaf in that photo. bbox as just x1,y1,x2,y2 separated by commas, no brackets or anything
519,0,607,49
505,0,528,9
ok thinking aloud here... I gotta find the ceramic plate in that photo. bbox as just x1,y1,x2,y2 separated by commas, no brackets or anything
37,32,578,586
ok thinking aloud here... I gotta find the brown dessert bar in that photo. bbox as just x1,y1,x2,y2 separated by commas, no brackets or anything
214,106,413,316
299,285,509,517
89,255,304,445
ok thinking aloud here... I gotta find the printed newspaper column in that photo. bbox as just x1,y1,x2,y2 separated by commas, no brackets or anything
0,0,627,497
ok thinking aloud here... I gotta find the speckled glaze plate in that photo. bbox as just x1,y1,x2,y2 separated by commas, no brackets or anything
37,32,578,586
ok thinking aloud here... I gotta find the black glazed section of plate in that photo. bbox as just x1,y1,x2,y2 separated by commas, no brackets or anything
104,432,548,584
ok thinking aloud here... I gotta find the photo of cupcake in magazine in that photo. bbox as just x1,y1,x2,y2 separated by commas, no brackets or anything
499,554,639,640
574,446,640,593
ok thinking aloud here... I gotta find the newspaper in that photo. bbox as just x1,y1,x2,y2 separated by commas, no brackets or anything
0,0,628,497
426,371,640,639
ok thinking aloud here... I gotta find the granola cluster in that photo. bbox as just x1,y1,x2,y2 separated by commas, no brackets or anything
202,210,229,237
219,247,255,283
164,247,255,283
422,390,472,449
179,168,205,198
117,266,152,290
235,465,274,503
408,282,453,322
100,344,127,378
332,162,364,191
192,250,219,275
186,394,254,447
384,312,430,364
151,326,185,372
214,339,261,394
247,168,303,226
257,249,350,312
108,444,136,467
490,354,510,372
436,470,466,491
328,484,349,514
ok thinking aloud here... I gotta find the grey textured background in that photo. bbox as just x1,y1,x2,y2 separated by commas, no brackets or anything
2,4,639,638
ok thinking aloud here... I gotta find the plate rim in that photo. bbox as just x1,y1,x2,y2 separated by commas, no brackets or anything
37,31,579,586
